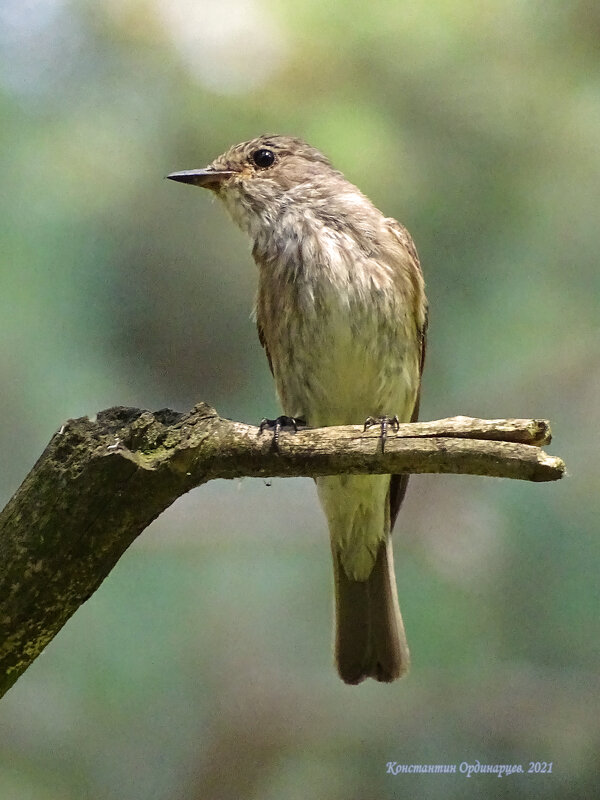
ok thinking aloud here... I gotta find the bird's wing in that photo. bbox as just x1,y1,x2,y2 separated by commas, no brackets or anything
384,218,428,529
257,321,274,375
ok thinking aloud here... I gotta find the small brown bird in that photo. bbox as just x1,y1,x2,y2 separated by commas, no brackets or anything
168,135,427,684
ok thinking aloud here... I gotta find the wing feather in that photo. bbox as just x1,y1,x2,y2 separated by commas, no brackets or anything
385,218,428,530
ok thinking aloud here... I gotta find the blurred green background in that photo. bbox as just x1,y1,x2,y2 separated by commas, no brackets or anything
1,0,599,797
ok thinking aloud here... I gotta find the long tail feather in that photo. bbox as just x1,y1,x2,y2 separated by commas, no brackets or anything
333,536,409,684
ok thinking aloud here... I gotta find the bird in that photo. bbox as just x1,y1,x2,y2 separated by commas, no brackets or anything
168,135,427,684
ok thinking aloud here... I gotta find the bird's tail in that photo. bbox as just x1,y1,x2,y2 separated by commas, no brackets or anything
332,534,410,684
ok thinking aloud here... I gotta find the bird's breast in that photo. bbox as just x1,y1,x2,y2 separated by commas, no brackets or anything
255,224,420,427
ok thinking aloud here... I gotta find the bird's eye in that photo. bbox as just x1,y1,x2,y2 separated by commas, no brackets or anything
252,148,275,169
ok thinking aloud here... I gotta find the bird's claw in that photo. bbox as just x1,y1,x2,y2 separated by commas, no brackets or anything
259,415,306,449
363,415,400,453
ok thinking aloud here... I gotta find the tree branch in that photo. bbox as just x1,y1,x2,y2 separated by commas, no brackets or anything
0,402,565,697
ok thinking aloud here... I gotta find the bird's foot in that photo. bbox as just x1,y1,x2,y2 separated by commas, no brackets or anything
363,415,400,453
259,415,306,449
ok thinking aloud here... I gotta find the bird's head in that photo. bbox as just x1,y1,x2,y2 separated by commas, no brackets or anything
167,134,342,236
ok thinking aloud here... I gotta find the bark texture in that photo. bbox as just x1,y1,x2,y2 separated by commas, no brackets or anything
0,403,565,697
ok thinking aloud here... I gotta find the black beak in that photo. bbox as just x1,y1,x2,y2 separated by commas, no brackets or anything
166,168,235,189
